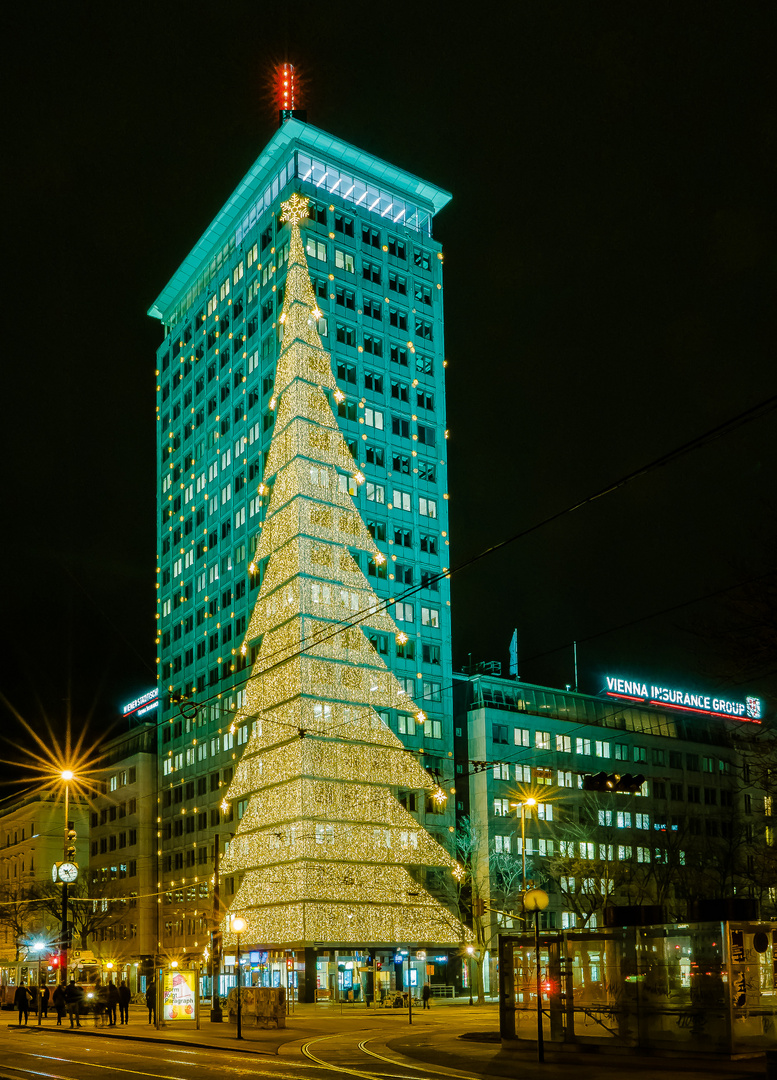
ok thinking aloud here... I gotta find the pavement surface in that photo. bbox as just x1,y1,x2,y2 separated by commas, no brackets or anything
0,1001,769,1080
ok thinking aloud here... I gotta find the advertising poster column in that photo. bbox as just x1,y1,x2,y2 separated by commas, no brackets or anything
162,968,200,1029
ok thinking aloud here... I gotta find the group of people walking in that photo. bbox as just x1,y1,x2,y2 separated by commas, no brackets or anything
13,979,132,1027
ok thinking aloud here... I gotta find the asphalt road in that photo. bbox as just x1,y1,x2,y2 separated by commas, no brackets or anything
0,1008,766,1080
0,1022,487,1080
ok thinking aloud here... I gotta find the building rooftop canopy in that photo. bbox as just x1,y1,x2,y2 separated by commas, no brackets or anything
148,119,452,325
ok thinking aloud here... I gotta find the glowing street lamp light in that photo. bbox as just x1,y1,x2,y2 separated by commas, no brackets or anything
232,916,246,1040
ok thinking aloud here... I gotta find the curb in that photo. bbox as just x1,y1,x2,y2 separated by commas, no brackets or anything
9,1024,274,1056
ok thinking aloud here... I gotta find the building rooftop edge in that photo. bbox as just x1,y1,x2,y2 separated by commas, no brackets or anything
147,119,452,324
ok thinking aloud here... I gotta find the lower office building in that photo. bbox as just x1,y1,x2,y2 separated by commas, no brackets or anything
453,668,769,994
0,789,89,966
87,720,157,991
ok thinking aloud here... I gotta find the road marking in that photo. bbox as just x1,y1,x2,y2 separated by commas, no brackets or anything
16,1049,328,1080
0,1065,72,1080
11,1052,186,1080
357,1039,482,1080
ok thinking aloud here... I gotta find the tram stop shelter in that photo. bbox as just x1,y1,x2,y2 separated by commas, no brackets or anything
499,918,777,1058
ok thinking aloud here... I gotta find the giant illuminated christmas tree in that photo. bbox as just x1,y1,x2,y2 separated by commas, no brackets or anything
219,192,468,949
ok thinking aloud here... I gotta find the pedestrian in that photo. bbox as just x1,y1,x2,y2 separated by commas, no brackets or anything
145,979,156,1025
93,983,107,1026
41,985,50,1019
107,980,119,1026
14,984,29,1025
118,980,131,1025
28,985,38,1020
52,983,65,1025
422,982,431,1009
64,978,82,1028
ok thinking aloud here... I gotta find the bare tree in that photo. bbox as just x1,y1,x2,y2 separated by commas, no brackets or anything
0,886,44,960
34,876,126,950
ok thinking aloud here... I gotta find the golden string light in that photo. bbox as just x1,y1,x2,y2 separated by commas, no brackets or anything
221,193,470,948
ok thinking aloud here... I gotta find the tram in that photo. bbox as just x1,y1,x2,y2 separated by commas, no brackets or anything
0,953,102,1009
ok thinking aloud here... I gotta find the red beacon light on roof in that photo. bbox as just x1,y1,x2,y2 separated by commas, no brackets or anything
273,62,307,127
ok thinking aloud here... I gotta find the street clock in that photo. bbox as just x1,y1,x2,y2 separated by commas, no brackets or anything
52,862,79,884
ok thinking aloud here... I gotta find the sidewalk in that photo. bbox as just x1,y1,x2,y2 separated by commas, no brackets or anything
6,1000,464,1056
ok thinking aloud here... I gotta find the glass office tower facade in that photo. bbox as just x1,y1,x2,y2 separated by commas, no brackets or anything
149,118,454,959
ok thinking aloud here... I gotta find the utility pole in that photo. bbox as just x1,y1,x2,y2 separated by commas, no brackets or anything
210,835,223,1021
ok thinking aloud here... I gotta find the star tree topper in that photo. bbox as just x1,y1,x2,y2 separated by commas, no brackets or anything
280,192,310,226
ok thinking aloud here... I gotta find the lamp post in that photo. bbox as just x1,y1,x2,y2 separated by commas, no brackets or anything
466,945,474,1006
60,770,74,986
523,888,549,1064
232,917,246,1041
31,941,46,1026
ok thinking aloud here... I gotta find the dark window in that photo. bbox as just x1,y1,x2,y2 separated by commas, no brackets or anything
335,213,354,237
365,444,384,467
363,333,382,356
336,324,356,347
362,226,380,248
392,454,411,474
392,418,410,438
362,261,381,285
338,399,357,421
364,371,383,394
417,424,435,447
336,286,355,310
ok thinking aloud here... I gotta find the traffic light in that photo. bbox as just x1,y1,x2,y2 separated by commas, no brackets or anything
65,829,77,860
473,899,487,917
582,772,646,793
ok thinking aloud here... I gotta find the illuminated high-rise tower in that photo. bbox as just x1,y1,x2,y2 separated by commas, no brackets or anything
148,115,454,994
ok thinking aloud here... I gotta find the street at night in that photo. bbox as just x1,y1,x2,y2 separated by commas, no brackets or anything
0,1003,766,1080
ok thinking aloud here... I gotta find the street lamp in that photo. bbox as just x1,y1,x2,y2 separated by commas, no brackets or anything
466,945,474,1006
523,888,549,1064
60,770,75,986
31,941,46,1027
232,917,246,1041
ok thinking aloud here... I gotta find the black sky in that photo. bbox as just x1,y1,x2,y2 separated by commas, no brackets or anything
2,0,775,747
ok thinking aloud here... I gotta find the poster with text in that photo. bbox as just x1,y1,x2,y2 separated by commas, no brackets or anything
163,969,196,1021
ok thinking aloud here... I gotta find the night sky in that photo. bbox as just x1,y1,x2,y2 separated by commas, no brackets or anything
2,1,775,751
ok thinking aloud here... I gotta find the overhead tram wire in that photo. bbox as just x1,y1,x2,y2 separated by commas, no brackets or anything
174,391,777,725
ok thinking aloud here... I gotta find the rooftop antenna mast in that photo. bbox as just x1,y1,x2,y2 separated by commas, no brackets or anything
275,62,307,127
573,640,579,693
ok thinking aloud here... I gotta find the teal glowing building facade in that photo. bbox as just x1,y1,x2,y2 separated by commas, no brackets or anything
148,119,454,963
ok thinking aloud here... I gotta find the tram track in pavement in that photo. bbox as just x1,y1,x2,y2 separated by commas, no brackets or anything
300,1031,483,1080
